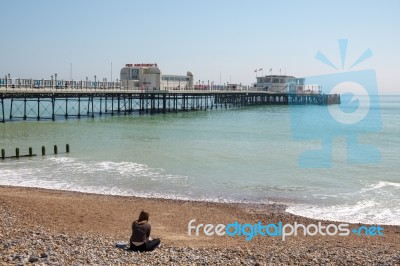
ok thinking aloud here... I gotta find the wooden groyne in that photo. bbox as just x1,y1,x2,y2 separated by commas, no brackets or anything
1,144,70,159
0,89,340,123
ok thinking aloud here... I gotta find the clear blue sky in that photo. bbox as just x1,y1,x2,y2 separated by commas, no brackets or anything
1,0,399,93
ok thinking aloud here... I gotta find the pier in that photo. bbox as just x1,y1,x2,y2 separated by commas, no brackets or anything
0,78,340,123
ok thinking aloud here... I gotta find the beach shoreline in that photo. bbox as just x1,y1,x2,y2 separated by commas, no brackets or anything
1,185,399,265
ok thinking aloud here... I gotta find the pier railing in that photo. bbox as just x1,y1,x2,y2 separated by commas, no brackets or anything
0,78,122,91
0,77,323,94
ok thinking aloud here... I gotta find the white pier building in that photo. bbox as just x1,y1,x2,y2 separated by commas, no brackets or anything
255,75,307,93
120,63,193,90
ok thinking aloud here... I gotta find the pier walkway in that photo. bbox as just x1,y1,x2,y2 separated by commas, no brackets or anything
0,81,340,123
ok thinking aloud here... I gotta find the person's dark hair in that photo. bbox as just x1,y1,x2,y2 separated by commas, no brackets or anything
138,211,149,222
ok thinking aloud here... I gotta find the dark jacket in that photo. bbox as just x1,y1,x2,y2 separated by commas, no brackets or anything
130,220,151,244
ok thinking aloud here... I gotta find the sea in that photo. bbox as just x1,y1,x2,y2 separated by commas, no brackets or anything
0,95,399,225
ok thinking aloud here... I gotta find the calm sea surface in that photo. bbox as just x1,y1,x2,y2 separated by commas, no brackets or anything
0,95,399,225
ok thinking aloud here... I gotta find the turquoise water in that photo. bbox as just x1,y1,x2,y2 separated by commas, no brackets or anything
0,96,399,225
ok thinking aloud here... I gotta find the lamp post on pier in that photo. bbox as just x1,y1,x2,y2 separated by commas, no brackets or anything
94,75,97,91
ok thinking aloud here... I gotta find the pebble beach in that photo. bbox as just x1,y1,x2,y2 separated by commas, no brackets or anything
1,186,399,265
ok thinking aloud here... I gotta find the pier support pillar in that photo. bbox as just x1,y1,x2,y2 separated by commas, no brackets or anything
9,98,13,120
23,98,27,120
87,97,90,116
91,97,94,118
65,98,68,118
162,94,166,113
77,97,81,118
117,96,121,114
111,96,114,116
99,97,102,115
124,96,127,115
51,97,55,121
1,98,5,123
105,97,108,113
174,94,178,112
151,94,156,114
37,97,40,120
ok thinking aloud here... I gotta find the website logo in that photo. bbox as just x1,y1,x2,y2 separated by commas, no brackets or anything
290,39,382,168
188,219,384,241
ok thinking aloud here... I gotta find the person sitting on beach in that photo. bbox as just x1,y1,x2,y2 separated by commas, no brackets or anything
129,211,161,252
